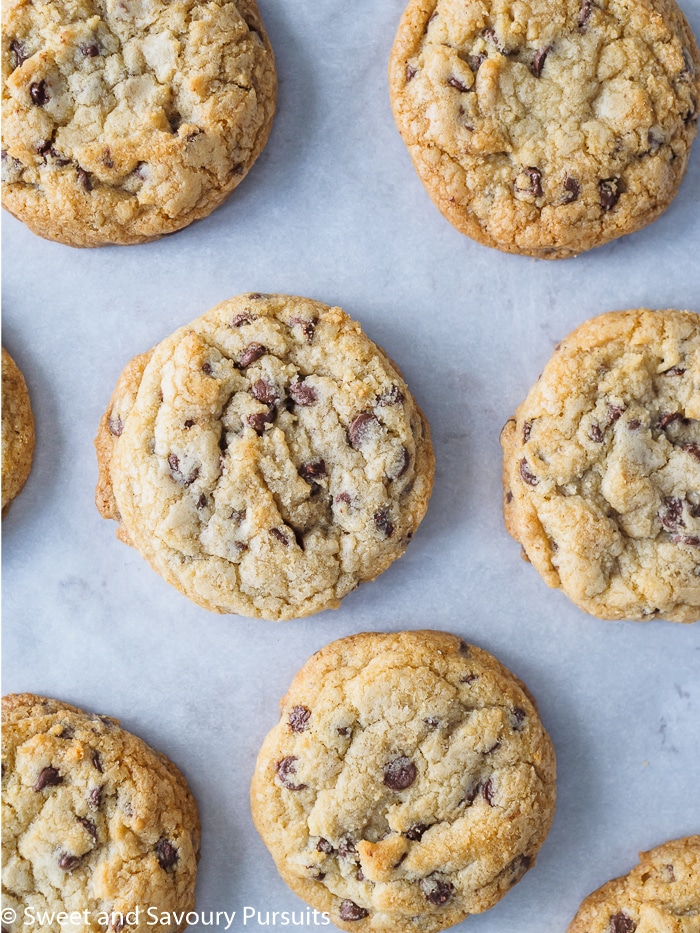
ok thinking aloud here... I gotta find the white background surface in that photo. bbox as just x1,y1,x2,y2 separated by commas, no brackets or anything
3,1,700,930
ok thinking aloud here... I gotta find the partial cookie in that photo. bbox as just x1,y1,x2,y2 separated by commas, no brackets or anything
501,308,700,622
389,0,700,258
2,347,35,515
250,630,557,933
568,836,700,933
1,693,201,933
95,294,434,621
2,0,277,246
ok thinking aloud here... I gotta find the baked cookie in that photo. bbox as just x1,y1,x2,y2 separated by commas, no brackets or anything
1,0,276,246
95,294,434,621
250,630,557,933
389,0,700,258
2,347,35,515
568,836,700,933
502,308,700,622
1,693,200,933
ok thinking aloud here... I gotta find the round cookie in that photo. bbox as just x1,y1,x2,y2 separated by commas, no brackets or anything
389,0,700,258
95,294,435,621
1,693,200,933
250,630,557,933
1,0,276,246
568,836,700,933
501,308,700,622
2,347,35,515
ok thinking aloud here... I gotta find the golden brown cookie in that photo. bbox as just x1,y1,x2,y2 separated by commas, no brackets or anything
2,346,35,515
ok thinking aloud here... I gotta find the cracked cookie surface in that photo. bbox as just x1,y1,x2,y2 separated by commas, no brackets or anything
389,0,700,258
567,836,700,933
501,308,700,622
1,0,276,246
1,693,200,933
2,347,35,515
250,630,556,933
95,294,434,621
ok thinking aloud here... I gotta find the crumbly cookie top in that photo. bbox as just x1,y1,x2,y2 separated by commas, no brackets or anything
1,694,200,933
389,0,700,257
1,0,276,245
502,309,700,622
98,294,434,621
2,347,35,514
568,836,700,933
251,631,556,933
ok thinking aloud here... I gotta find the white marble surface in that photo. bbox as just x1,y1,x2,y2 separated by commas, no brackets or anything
3,1,700,930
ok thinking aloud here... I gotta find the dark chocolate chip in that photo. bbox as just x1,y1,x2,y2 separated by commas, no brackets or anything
516,167,543,197
374,507,395,538
10,39,27,67
289,705,311,733
508,854,532,885
681,443,700,462
670,534,700,546
58,853,81,872
88,786,102,808
339,900,369,922
377,385,405,406
589,424,604,443
608,913,637,933
578,0,593,28
469,53,486,72
383,756,417,790
184,419,195,429
289,317,316,342
406,64,417,81
196,494,207,509
250,379,278,404
406,823,428,841
247,410,275,435
201,362,213,375
337,726,351,736
519,458,539,485
660,497,685,531
77,168,92,191
562,174,580,203
389,447,410,480
448,76,469,92
78,817,97,841
107,416,123,437
155,839,178,870
481,778,495,805
30,80,49,105
299,460,327,483
607,405,625,424
92,751,103,773
658,412,685,429
599,177,621,210
238,343,266,368
270,527,289,546
81,43,100,56
420,878,454,906
167,454,199,486
231,313,253,327
531,45,551,76
277,757,306,790
461,673,478,686
522,420,532,442
348,412,379,448
58,725,74,739
34,766,62,791
317,838,334,855
288,380,318,406
338,837,356,858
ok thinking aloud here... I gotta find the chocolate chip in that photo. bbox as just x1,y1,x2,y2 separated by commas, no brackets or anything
92,751,103,773
522,420,532,442
289,706,311,733
299,460,327,483
184,419,195,429
250,379,278,404
599,177,621,210
270,527,289,546
34,766,62,791
589,424,604,443
448,76,469,92
348,412,379,448
406,823,429,841
508,854,532,885
289,317,316,342
374,507,395,538
481,778,495,805
77,168,92,191
238,343,266,368
420,877,454,906
505,490,513,503
658,412,685,429
58,853,80,872
482,27,510,54
30,80,49,105
459,640,470,656
469,53,486,72
406,64,417,81
231,313,253,327
515,167,543,197
317,838,334,854
662,366,686,376
531,45,551,76
484,741,502,755
578,0,593,28
81,43,100,56
562,174,580,203
670,534,700,546
88,786,102,808
167,454,199,486
383,756,417,790
288,380,318,406
519,458,539,485
48,147,70,166
107,416,123,437
339,900,369,922
377,385,405,406
196,494,207,509
247,409,275,435
628,419,642,430
356,867,365,881
338,837,356,858
424,717,440,729
511,707,526,730
201,362,213,375
10,39,27,67
335,492,351,507
660,497,685,531
607,405,625,424
461,673,478,685
390,447,410,480
337,726,351,736
682,443,700,462
231,508,246,523
277,757,306,790
608,913,636,933
155,839,178,870
78,817,97,841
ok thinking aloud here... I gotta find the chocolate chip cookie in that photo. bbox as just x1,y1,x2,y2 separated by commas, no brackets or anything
2,347,35,515
501,308,700,622
1,693,200,933
389,0,700,258
250,630,557,933
2,0,276,246
95,294,434,621
568,836,700,933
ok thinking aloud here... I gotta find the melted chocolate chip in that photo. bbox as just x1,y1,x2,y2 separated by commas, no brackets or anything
238,343,266,368
107,416,123,437
289,706,311,733
531,45,551,76
448,76,469,92
339,900,369,922
10,39,27,67
155,839,178,870
374,507,395,538
519,458,539,485
78,816,97,841
289,317,316,342
317,838,334,854
277,757,306,790
660,497,685,531
88,786,102,808
481,778,495,806
30,80,49,105
247,409,276,435
420,878,454,906
589,424,604,443
682,443,700,462
288,380,318,406
58,853,80,872
34,766,62,791
599,177,621,210
92,751,103,773
578,0,593,28
250,379,278,404
299,460,327,483
562,174,580,203
608,913,636,933
348,412,379,448
406,823,428,841
384,756,417,790
516,167,543,197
